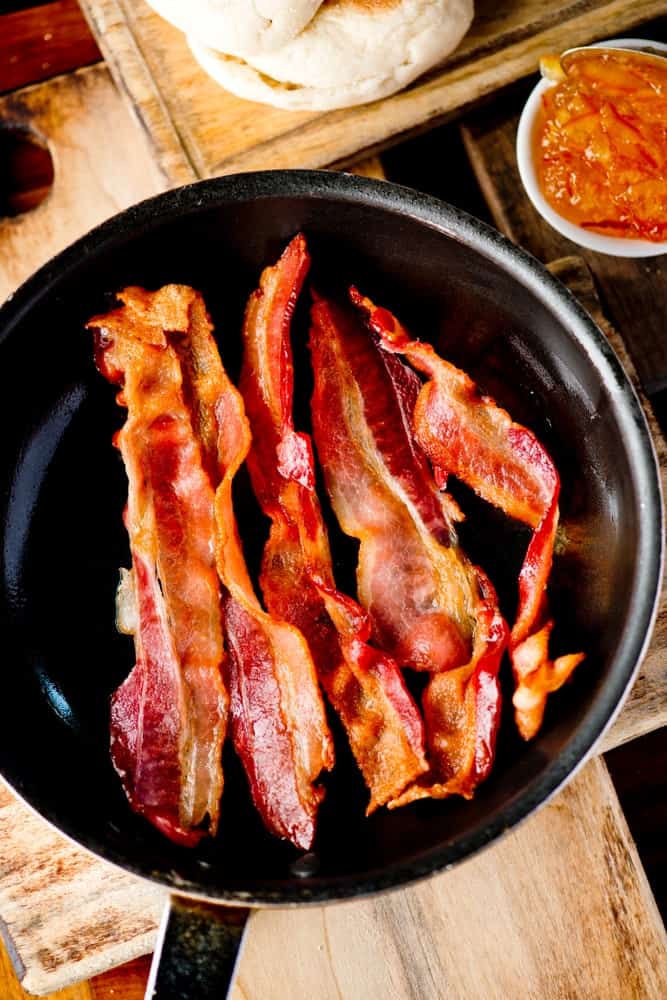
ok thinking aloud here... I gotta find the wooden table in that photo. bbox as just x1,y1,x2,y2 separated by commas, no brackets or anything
1,4,666,998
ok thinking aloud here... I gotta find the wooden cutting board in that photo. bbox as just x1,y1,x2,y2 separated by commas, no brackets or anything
3,757,667,999
78,0,667,186
1,62,667,1000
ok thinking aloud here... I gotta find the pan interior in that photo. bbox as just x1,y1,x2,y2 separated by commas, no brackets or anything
0,178,659,901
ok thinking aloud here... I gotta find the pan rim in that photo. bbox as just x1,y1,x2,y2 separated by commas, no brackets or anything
0,168,663,905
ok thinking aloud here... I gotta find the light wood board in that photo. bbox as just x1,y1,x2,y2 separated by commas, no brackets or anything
1,63,666,999
0,65,165,303
4,758,667,998
78,0,667,187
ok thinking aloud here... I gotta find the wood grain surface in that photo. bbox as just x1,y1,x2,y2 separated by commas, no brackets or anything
0,0,100,94
78,0,667,186
4,758,667,998
236,758,667,1000
0,63,166,302
0,781,165,996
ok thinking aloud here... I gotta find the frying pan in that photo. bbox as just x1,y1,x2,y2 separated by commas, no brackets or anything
0,170,662,999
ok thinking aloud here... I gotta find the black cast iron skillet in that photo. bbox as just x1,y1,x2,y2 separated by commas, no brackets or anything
0,171,662,998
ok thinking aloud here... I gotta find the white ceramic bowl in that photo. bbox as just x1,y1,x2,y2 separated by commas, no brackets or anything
516,37,667,258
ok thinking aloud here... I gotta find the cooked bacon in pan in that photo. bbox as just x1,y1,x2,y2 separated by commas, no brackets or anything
175,286,334,851
89,235,584,845
89,284,333,850
351,289,585,741
309,294,508,802
88,286,227,846
240,235,428,812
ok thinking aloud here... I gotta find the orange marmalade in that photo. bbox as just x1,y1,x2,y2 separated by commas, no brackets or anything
534,48,667,241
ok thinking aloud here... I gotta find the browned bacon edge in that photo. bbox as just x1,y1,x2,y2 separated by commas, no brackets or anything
87,286,227,847
240,234,428,812
177,284,334,850
351,289,585,741
310,293,509,802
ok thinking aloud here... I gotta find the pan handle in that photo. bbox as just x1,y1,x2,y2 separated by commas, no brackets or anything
145,895,250,999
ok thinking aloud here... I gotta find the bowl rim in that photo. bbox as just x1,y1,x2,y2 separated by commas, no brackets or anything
516,37,667,259
0,169,663,905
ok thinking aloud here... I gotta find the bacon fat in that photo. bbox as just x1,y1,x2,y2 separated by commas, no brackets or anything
177,283,334,850
89,239,585,840
352,290,584,741
310,294,508,801
88,286,227,846
240,235,428,812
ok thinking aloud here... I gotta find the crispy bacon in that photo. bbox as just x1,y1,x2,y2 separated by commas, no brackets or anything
240,235,427,811
391,570,508,806
88,286,227,846
177,284,334,850
352,290,585,741
310,294,508,802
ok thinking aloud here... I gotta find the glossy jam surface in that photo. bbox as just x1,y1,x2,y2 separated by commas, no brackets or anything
535,49,667,241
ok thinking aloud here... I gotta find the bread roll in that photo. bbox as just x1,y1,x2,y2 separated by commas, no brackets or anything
144,0,325,57
189,0,474,110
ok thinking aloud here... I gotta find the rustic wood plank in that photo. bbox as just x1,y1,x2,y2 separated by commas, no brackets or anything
1,937,95,1000
77,0,667,186
0,780,165,996
1,930,94,1000
0,64,166,303
234,760,667,1000
0,0,100,94
77,0,199,186
344,156,387,180
88,956,150,1000
4,759,666,999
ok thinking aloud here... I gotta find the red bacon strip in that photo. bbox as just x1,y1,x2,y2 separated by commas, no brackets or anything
352,290,585,741
240,235,428,811
88,286,227,846
177,285,334,850
310,294,508,802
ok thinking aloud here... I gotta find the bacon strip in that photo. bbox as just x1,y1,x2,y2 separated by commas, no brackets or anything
88,286,227,846
240,235,427,811
176,285,334,850
352,290,585,741
310,294,508,803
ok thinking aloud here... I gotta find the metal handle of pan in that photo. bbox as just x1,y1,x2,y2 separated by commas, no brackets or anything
145,895,250,999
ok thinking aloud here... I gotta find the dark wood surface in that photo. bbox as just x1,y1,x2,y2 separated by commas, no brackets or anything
0,0,99,93
0,3,665,997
